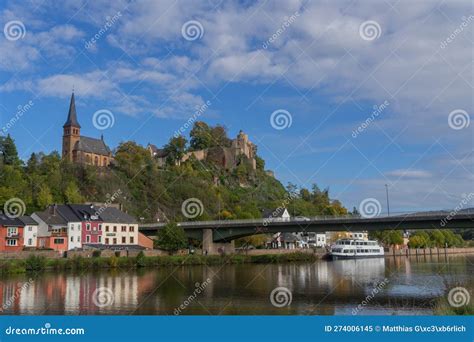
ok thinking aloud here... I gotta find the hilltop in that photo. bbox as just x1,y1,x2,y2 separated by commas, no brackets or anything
0,123,348,223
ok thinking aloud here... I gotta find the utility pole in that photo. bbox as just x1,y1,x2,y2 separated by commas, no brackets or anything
385,184,390,216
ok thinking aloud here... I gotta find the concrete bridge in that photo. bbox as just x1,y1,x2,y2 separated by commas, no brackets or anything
139,210,474,254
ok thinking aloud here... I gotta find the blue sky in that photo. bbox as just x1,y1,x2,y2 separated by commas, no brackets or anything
0,0,472,213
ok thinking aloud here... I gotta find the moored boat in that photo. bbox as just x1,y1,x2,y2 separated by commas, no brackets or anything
329,238,384,259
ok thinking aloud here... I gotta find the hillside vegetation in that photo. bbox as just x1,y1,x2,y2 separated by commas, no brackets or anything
0,123,348,223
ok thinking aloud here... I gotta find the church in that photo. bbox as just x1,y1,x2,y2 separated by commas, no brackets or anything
62,93,114,167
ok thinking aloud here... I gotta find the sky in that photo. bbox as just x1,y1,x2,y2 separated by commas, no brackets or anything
0,0,472,213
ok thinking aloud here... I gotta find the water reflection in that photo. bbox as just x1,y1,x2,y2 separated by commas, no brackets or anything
0,255,471,315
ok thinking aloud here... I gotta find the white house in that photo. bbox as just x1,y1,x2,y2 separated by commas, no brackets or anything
19,216,39,248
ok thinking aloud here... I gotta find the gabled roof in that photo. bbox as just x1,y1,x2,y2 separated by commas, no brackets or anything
74,136,111,155
99,207,137,224
63,92,81,128
18,216,39,225
33,209,68,226
262,208,289,219
66,204,101,221
148,143,168,158
0,214,23,227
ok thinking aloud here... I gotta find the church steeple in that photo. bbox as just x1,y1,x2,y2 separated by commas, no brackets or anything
63,92,81,128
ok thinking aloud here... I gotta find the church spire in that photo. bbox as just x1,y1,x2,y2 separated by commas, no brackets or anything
63,92,81,128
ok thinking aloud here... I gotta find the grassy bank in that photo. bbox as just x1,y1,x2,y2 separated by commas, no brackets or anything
0,252,317,274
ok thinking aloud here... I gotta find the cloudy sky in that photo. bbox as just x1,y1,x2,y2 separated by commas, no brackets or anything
0,0,472,213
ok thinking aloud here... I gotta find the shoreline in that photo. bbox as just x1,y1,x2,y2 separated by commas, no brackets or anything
0,247,473,275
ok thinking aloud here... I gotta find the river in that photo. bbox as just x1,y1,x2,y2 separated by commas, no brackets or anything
0,254,472,315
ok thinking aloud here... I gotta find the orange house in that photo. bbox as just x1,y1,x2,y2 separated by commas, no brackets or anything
0,215,24,252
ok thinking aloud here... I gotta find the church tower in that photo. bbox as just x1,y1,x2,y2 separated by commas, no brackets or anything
62,92,81,162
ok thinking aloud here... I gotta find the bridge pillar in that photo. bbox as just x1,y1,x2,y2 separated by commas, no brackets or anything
202,229,235,255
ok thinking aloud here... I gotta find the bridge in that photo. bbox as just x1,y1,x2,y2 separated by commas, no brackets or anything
139,210,474,254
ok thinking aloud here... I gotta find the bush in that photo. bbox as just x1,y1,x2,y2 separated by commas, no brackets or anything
25,255,46,271
135,251,146,267
92,250,101,258
108,255,118,268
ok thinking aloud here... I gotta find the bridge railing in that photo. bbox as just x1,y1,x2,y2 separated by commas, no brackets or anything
139,209,473,228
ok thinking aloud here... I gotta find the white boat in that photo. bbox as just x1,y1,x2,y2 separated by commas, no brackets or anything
329,238,384,259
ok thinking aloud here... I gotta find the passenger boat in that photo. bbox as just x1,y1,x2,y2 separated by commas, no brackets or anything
329,239,384,259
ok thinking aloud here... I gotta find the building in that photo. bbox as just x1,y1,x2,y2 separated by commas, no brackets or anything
148,130,257,170
19,216,39,248
0,214,24,252
62,92,113,167
296,232,326,248
99,207,138,247
65,205,103,246
31,208,69,252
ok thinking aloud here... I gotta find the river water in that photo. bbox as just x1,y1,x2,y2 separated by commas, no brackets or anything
0,254,472,315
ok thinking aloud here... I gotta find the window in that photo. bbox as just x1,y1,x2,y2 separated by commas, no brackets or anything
70,236,73,242
77,236,80,242
6,239,17,246
121,226,126,232
28,238,32,245
113,238,117,244
70,225,74,231
98,224,102,231
7,227,17,237
113,226,117,232
129,226,134,232
86,235,90,243
130,237,134,244
54,238,64,245
122,237,126,244
105,225,109,232
86,224,91,231
28,226,32,231
98,236,102,243
105,238,109,244
77,224,80,231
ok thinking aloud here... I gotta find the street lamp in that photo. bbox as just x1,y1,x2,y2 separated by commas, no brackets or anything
385,184,390,216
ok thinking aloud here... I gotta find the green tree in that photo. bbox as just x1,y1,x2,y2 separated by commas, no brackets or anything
189,121,212,150
1,134,21,167
164,136,188,165
155,222,188,254
37,185,53,209
64,181,83,204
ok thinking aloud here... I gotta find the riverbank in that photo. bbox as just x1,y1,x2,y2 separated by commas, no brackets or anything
0,252,318,274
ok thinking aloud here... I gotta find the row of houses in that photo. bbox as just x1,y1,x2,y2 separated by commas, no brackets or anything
262,208,368,249
0,204,153,253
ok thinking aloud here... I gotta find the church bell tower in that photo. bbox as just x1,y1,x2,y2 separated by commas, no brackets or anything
62,92,81,162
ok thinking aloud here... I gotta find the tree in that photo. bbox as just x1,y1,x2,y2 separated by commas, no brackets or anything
1,134,21,167
64,181,83,204
189,121,212,150
155,222,188,254
37,185,53,209
164,136,187,165
255,155,265,171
